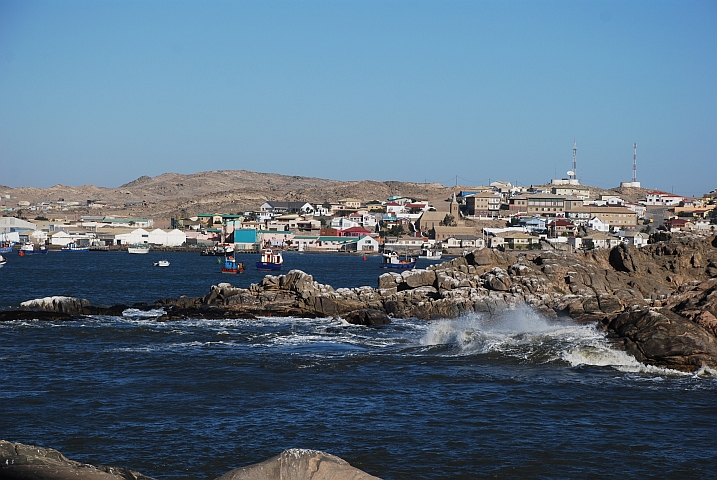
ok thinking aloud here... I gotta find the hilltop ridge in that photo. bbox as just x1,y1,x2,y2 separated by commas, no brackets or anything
2,169,661,221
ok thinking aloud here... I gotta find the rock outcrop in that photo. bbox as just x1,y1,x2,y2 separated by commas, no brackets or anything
0,440,153,480
0,441,380,480
216,449,380,480
8,233,717,372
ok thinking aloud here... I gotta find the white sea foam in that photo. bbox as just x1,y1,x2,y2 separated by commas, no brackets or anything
121,308,166,319
418,306,691,375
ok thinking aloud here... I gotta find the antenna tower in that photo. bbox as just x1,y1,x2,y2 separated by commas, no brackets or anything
632,142,637,183
571,140,577,180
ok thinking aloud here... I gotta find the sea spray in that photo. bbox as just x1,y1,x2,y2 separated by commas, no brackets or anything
417,306,687,374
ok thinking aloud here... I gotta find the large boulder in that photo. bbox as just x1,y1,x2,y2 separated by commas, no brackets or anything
216,449,380,480
608,308,717,371
343,309,391,326
0,440,154,480
20,296,92,315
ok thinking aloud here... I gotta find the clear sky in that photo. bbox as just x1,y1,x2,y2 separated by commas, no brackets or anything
1,1,715,196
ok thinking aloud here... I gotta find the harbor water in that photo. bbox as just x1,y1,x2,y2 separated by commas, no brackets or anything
1,251,716,479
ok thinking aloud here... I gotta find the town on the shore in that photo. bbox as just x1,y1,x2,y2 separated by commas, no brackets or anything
1,178,716,256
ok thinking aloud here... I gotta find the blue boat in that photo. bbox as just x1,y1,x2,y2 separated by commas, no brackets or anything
221,256,244,274
256,249,283,271
61,243,90,252
0,241,15,254
18,244,48,256
379,251,417,270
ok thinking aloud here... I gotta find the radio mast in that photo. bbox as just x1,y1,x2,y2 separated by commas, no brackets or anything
632,142,637,183
571,140,577,181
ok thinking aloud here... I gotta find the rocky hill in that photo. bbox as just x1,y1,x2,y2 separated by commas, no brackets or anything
2,170,656,220
1,170,454,219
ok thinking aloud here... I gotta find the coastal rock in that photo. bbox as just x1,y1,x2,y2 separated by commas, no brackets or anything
20,296,92,315
216,449,380,480
0,440,154,480
8,234,717,372
343,309,391,326
0,442,380,480
608,309,717,371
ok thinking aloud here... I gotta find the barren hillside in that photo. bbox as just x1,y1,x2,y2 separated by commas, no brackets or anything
1,171,454,219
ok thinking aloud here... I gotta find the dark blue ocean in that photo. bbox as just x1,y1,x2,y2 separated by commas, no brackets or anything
1,251,716,479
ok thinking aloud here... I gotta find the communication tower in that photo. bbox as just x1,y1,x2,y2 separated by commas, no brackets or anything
620,142,641,188
571,140,577,181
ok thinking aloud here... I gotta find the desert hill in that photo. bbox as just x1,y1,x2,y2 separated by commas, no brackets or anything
1,171,455,220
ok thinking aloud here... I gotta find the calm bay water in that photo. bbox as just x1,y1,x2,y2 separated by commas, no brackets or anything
1,251,716,479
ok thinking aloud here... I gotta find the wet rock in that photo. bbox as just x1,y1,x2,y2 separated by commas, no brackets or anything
344,309,391,326
608,309,717,371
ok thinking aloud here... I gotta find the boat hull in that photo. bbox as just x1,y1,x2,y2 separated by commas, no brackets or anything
128,247,150,254
379,261,416,270
19,249,48,256
256,262,282,271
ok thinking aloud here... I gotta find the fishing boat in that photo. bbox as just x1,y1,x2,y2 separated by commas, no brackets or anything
61,243,90,252
200,243,235,256
0,241,15,254
256,249,283,271
153,259,170,267
418,248,442,260
379,251,417,270
128,244,150,254
0,255,6,268
18,243,49,256
221,256,244,274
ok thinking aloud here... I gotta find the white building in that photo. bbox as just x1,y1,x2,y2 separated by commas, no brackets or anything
645,191,684,206
0,217,36,234
148,228,187,247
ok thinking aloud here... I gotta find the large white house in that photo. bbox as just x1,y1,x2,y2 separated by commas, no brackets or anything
645,191,684,206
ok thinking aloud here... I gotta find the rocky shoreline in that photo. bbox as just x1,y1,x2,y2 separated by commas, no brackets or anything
0,440,379,480
4,233,717,373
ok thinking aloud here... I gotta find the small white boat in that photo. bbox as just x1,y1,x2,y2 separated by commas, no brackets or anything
153,259,170,267
128,244,150,254
0,254,6,268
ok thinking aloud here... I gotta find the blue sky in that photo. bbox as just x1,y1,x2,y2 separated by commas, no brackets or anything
1,1,715,196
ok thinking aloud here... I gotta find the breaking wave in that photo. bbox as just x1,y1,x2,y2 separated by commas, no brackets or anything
418,306,690,375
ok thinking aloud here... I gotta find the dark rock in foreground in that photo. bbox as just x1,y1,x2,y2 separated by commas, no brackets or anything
0,440,153,480
0,441,380,480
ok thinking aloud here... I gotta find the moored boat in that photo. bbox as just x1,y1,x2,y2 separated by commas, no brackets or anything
128,244,150,254
380,251,417,270
0,241,15,254
256,249,283,271
0,254,6,268
61,243,90,252
221,256,244,274
18,243,49,256
201,243,235,256
153,259,170,267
